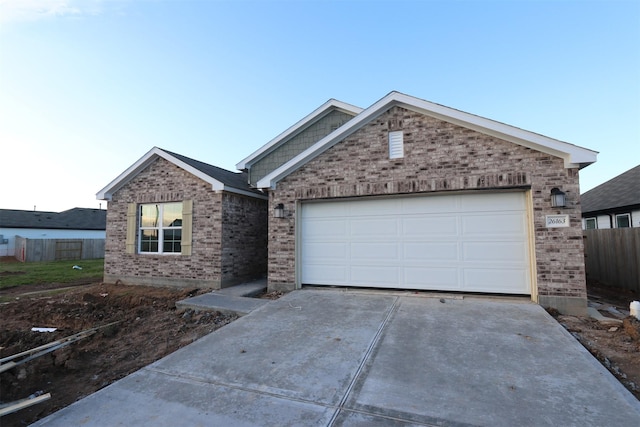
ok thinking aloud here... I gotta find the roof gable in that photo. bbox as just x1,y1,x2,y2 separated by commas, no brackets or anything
257,91,599,189
580,165,640,214
97,147,266,201
0,208,106,230
236,99,363,171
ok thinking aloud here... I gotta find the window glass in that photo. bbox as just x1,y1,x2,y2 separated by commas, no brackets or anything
140,205,160,228
616,214,630,228
585,218,597,229
163,203,183,227
163,229,182,253
140,230,159,253
139,202,183,253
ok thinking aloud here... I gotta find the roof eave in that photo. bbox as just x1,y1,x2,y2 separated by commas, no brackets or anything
96,147,228,201
220,186,268,200
257,91,599,189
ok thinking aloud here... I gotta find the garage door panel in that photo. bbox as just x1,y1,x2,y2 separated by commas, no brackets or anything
462,214,526,239
349,199,399,216
302,242,348,259
462,268,529,293
302,264,347,284
404,267,459,288
402,216,458,236
461,214,526,236
351,242,399,260
351,218,398,237
401,196,458,214
301,192,531,295
302,219,346,238
350,265,399,285
462,242,527,263
404,242,458,261
302,203,349,218
460,193,525,212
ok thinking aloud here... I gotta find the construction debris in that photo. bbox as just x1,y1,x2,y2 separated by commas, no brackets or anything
0,392,51,417
0,321,121,374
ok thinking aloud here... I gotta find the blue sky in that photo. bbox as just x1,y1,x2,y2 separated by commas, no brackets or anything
1,0,638,212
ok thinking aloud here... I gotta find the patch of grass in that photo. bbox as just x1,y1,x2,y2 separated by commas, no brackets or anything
0,259,104,289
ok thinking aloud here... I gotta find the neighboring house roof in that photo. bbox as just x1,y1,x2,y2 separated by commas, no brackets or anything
236,99,363,171
257,91,599,189
580,165,640,215
97,147,267,201
0,208,107,230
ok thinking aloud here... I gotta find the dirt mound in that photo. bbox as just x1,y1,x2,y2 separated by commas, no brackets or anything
623,317,640,342
0,283,237,426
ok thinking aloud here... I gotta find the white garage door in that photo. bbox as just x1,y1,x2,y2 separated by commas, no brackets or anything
300,192,531,294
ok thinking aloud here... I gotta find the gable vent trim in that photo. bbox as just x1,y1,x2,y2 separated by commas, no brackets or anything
389,131,404,159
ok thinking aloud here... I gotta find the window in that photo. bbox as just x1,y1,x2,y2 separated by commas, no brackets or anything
616,213,631,228
139,202,183,253
389,131,404,159
585,218,597,229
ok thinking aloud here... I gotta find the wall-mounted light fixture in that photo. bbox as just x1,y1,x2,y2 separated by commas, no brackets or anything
274,203,285,218
550,188,566,208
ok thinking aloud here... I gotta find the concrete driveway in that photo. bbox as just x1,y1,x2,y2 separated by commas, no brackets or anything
33,289,640,426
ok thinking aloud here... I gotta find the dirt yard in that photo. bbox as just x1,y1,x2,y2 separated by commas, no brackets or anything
550,283,640,401
0,282,237,426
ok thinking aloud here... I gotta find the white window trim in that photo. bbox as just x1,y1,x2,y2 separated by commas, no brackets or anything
615,213,631,228
585,217,597,230
139,203,183,255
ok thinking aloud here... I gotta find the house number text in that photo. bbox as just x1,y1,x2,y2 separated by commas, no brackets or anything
545,214,570,228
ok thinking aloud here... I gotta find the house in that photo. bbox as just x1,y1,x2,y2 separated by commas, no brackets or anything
0,208,106,258
97,147,268,288
99,91,598,315
580,164,640,229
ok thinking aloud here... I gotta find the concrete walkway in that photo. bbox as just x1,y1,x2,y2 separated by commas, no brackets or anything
175,279,268,316
33,289,640,426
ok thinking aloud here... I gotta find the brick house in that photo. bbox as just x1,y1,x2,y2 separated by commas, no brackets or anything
249,92,597,315
97,147,268,289
99,92,597,315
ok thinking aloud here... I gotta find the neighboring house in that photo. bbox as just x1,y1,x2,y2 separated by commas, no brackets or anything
99,91,598,315
0,208,106,257
580,165,640,229
97,147,268,289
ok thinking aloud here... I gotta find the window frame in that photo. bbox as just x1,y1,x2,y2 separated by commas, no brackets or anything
138,202,183,255
615,213,631,228
585,218,597,230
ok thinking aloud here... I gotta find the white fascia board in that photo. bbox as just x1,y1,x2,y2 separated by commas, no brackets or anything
97,147,162,200
393,92,598,168
257,91,598,189
235,99,363,170
96,147,227,200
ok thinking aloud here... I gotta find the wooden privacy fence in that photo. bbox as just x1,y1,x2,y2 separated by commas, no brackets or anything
583,228,640,294
14,236,105,262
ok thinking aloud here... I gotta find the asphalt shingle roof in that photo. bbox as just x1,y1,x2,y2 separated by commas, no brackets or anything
0,208,107,230
581,165,640,214
160,149,263,195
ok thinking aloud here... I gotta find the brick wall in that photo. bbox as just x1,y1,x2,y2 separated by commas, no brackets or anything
221,192,268,285
268,106,587,314
105,157,267,289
